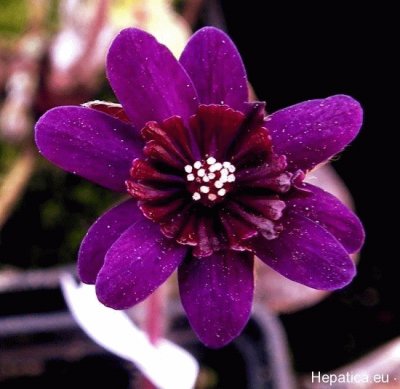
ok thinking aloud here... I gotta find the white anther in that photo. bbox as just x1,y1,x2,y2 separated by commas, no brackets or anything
192,192,201,201
217,188,226,196
207,157,216,165
187,159,237,202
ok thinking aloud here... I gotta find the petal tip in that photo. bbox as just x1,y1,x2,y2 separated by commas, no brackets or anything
347,217,366,254
77,245,100,285
328,94,364,130
34,106,69,152
313,256,357,291
197,331,243,349
77,265,98,285
95,275,132,310
191,26,230,39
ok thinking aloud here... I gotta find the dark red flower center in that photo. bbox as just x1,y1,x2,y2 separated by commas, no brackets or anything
125,104,302,257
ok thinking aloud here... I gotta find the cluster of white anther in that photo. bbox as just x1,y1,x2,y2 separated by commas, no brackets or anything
184,156,236,203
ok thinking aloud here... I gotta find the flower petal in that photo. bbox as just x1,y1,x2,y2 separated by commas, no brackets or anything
253,213,355,290
78,200,140,284
230,126,273,167
287,183,364,254
83,101,131,124
107,28,198,129
266,95,363,172
96,215,187,309
178,251,254,348
189,104,245,160
35,106,143,192
180,27,248,110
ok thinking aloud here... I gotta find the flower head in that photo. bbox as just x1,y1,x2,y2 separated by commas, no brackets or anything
35,27,364,347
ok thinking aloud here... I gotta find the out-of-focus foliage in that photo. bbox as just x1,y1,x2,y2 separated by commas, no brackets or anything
0,0,28,38
0,161,116,267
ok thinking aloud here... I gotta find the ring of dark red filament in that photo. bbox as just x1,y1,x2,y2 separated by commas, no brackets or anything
126,104,304,258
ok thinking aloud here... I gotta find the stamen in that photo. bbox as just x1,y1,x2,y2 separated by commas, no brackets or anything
185,157,237,205
207,157,216,165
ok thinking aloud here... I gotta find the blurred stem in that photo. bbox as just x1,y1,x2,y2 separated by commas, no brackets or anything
72,0,110,81
141,285,167,389
182,0,205,26
146,285,165,344
0,145,36,228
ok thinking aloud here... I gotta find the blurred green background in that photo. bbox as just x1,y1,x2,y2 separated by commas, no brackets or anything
0,0,117,268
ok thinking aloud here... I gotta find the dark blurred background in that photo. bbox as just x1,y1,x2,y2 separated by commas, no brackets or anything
220,0,397,372
0,0,397,381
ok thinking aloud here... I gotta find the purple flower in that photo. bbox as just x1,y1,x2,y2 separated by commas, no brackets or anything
35,27,364,348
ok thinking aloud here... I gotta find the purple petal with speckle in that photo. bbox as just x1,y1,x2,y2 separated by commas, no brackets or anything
180,27,248,110
253,213,355,290
78,199,140,284
96,215,187,309
35,106,143,192
266,95,362,172
178,251,254,348
286,183,365,253
107,28,198,129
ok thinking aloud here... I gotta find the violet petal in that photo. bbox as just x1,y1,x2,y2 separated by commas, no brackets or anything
266,95,362,172
253,213,356,290
107,28,198,129
287,183,365,254
178,251,254,348
96,215,187,309
180,27,248,110
35,106,143,192
78,199,140,284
